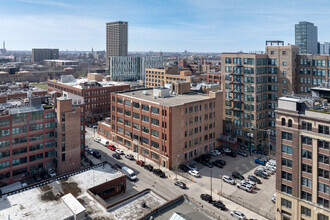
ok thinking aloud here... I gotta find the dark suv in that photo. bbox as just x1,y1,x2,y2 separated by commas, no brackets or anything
200,194,212,202
92,150,101,159
248,175,262,184
232,171,244,180
153,169,165,178
179,164,190,172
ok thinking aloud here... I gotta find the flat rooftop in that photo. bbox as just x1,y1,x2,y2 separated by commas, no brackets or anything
52,78,129,89
0,163,125,220
117,89,217,107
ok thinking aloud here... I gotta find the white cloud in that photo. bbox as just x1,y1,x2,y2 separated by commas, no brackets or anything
16,0,71,8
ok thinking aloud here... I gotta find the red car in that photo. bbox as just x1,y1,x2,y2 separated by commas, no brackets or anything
107,144,116,151
136,160,145,166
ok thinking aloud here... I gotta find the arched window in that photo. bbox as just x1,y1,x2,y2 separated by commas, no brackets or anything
281,118,286,126
288,119,292,127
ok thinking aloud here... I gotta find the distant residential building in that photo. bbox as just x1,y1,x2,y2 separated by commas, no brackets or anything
318,42,330,54
47,74,130,123
44,59,79,67
106,86,223,169
204,72,221,85
0,95,84,184
275,86,330,220
106,21,128,68
140,56,164,81
295,21,318,54
32,49,59,62
109,56,163,81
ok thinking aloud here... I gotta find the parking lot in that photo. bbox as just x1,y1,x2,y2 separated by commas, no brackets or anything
179,151,276,218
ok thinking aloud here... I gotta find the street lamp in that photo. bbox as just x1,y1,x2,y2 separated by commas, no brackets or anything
219,175,222,196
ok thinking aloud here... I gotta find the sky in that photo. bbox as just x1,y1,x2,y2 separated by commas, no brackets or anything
1,0,330,52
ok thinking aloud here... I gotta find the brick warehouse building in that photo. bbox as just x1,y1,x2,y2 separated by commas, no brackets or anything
275,86,330,220
47,74,130,123
102,85,223,169
0,95,84,184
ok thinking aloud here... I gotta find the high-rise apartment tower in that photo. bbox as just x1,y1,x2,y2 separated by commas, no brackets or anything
106,21,128,68
295,21,318,54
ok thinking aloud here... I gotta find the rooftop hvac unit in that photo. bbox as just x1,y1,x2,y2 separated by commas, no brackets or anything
143,91,149,95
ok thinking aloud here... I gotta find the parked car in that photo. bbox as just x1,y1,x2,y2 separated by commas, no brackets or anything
186,164,197,171
218,160,226,166
144,164,154,172
136,160,145,166
86,148,94,155
266,162,276,169
255,158,267,165
266,165,276,172
241,179,256,189
200,194,212,202
201,160,213,168
112,153,121,159
107,144,116,151
125,154,134,160
179,164,190,172
222,175,235,185
209,150,218,157
237,150,247,157
268,159,276,166
153,169,165,178
200,154,211,161
237,181,253,192
222,148,231,153
174,181,187,189
194,157,202,163
256,167,271,176
212,161,224,168
188,170,200,177
33,174,42,182
115,149,124,155
92,150,101,159
272,193,276,203
226,152,237,157
231,210,247,220
211,200,226,210
248,175,262,184
41,171,51,180
254,170,267,179
48,168,56,177
232,171,244,180
93,137,101,142
214,149,221,155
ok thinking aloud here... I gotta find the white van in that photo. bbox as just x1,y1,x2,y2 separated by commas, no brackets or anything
99,139,109,146
121,166,137,181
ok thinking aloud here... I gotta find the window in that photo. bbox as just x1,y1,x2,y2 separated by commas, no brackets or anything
319,168,329,179
141,115,149,123
125,120,131,127
151,129,159,138
302,177,312,188
151,140,159,149
281,145,292,154
319,153,329,164
141,137,149,145
281,198,292,209
319,125,330,135
142,104,149,111
117,98,123,104
12,157,27,165
302,149,312,159
142,126,149,133
133,102,140,108
282,158,292,168
318,182,330,194
301,191,312,201
318,140,330,149
302,163,312,173
301,206,311,217
151,118,159,126
117,126,123,134
288,119,292,127
12,126,27,135
133,123,139,130
133,112,140,119
281,118,286,126
282,132,292,141
282,171,292,181
318,197,329,208
302,121,312,131
117,107,123,114
282,61,287,66
302,136,312,145
318,213,329,220
117,117,123,123
151,107,159,114
124,110,131,116
124,100,131,106
125,130,131,137
281,184,292,194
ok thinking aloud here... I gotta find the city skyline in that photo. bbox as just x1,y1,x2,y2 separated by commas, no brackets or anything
1,0,330,52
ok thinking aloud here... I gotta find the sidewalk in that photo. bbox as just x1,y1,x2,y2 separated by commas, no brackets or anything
97,135,270,220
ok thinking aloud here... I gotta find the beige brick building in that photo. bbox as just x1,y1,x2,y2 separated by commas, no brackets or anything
275,87,330,220
107,86,223,169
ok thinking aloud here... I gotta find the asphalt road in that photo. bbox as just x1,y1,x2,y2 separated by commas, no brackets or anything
85,128,268,220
